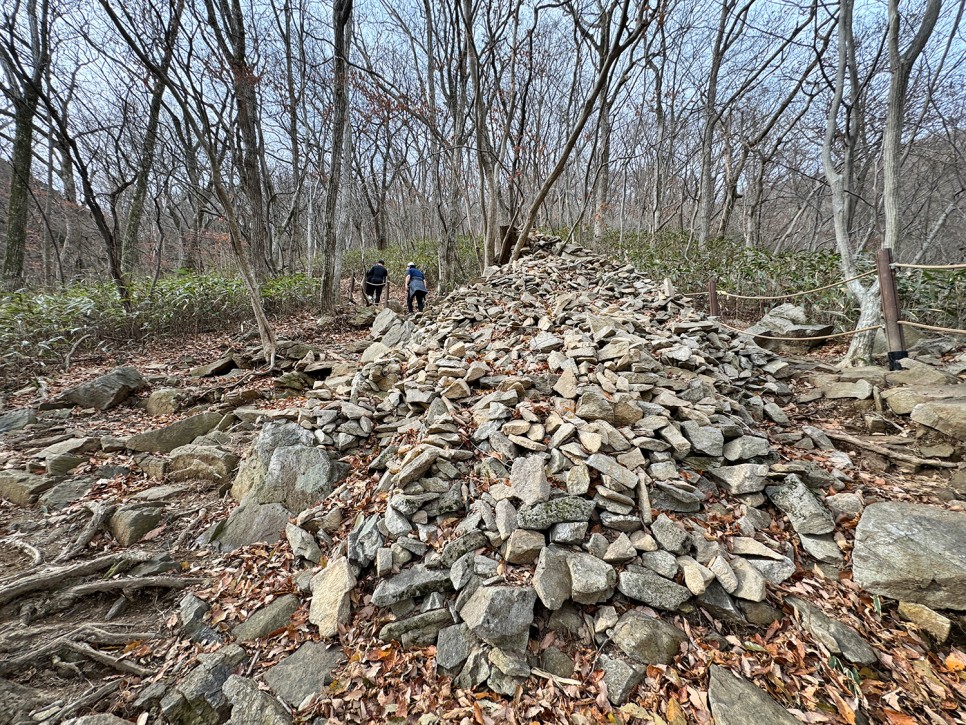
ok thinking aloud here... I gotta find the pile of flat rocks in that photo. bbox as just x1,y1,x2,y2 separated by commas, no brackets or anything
288,238,876,709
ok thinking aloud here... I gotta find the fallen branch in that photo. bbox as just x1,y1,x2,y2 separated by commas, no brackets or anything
0,550,154,606
65,640,154,677
55,501,117,563
822,429,959,469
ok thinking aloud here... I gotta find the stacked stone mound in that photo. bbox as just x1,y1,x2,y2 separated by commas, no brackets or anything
310,238,860,705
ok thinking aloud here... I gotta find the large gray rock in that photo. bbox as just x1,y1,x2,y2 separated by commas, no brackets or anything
249,444,348,513
599,654,645,705
707,464,769,494
223,676,292,725
58,366,146,410
0,470,54,506
611,610,686,665
372,564,453,606
262,641,345,707
379,608,453,647
231,421,315,501
617,567,691,610
126,412,223,453
169,444,240,485
110,505,162,546
459,586,536,651
708,665,798,725
211,502,290,551
160,644,246,725
566,551,616,604
309,557,356,638
0,408,36,432
436,623,475,674
787,596,877,665
233,594,300,642
744,304,833,351
509,455,550,505
517,496,595,530
533,545,572,610
852,502,966,610
911,400,966,441
765,475,833,536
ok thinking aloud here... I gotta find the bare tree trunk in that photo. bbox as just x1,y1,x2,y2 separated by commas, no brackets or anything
0,0,50,288
120,0,183,279
320,0,352,311
882,0,941,258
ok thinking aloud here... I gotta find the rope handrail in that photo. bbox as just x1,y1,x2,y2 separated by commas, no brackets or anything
892,262,966,271
898,320,966,336
717,270,876,301
714,319,882,342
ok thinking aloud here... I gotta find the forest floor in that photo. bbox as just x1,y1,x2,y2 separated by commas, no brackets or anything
1,291,965,725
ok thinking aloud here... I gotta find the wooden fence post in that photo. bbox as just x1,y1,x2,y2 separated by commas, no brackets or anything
877,246,907,370
708,277,720,317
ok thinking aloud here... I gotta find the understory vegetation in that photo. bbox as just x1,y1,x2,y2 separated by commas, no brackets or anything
3,232,964,382
0,272,321,381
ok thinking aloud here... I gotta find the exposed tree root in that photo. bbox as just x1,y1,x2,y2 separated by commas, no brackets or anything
0,550,154,607
0,624,159,676
39,679,121,724
0,536,43,566
55,500,117,563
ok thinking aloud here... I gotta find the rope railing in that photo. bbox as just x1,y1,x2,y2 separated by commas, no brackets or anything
898,320,966,336
892,262,966,271
678,250,964,370
716,270,875,301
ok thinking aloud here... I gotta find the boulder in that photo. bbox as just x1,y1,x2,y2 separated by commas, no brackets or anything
57,366,146,410
459,586,536,651
169,444,239,485
223,676,292,725
372,565,453,606
126,412,223,453
787,596,876,664
0,408,36,433
233,594,300,642
160,644,246,725
911,400,966,441
110,505,162,546
146,388,183,416
0,470,54,506
231,421,314,501
262,641,345,707
599,655,645,705
852,502,966,610
249,444,348,514
708,665,798,725
611,610,686,665
211,502,290,551
309,557,357,638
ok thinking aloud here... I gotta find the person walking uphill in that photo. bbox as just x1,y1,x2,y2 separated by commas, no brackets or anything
405,262,428,314
364,259,388,304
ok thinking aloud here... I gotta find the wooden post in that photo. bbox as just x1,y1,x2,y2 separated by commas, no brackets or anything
384,279,390,306
349,274,356,304
708,277,720,317
877,246,906,370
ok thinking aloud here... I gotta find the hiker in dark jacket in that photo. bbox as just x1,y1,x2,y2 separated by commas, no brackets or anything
364,260,388,304
405,262,428,313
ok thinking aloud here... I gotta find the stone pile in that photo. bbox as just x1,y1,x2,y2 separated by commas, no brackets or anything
276,238,880,710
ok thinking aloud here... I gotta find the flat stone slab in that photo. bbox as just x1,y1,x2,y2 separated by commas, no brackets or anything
262,641,345,707
708,665,798,725
853,502,966,610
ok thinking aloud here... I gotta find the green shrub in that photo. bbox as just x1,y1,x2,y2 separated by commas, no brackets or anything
0,271,322,383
